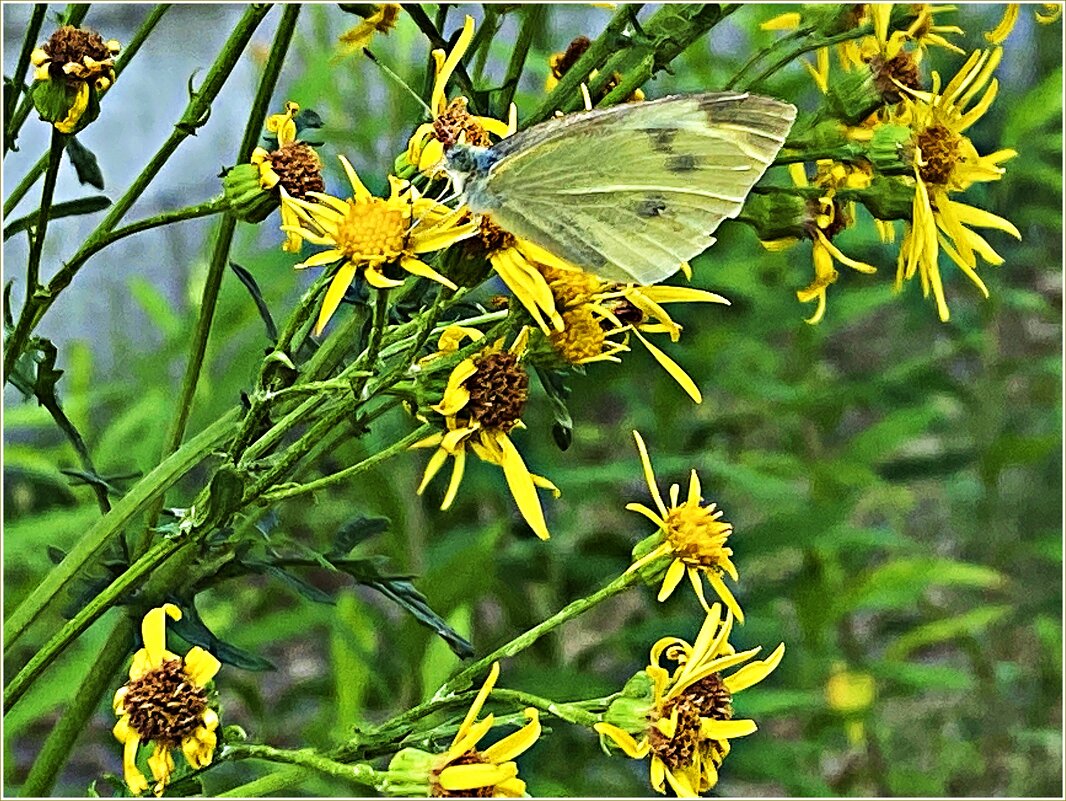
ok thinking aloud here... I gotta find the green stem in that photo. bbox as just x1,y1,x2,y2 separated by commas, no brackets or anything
2,407,240,656
435,570,642,700
350,288,390,400
2,5,172,210
218,767,309,797
223,744,384,790
4,3,47,139
530,4,640,124
496,4,541,118
259,423,431,504
24,130,66,292
739,23,875,91
724,24,814,90
5,533,186,710
488,688,604,728
3,3,272,385
18,617,135,796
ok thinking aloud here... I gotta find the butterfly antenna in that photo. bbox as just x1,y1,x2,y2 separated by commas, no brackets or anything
363,47,434,117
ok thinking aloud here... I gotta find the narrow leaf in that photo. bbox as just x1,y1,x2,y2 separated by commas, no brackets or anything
229,261,278,342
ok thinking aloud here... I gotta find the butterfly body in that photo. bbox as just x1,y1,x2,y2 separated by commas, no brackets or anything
444,91,797,285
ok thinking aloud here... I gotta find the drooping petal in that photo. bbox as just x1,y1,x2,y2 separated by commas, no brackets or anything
441,447,466,510
141,605,181,670
594,723,650,758
657,558,687,602
453,662,500,747
183,646,221,687
482,708,541,762
497,434,551,540
315,262,358,335
631,329,702,403
724,643,786,693
701,718,759,739
632,431,667,517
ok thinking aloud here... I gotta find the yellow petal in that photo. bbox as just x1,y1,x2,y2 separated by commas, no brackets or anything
760,11,801,30
657,558,686,602
337,154,371,201
314,262,358,335
497,434,552,540
632,430,667,517
441,447,466,509
707,570,745,624
482,708,541,762
632,329,702,403
438,762,517,791
701,717,758,740
453,662,500,747
594,722,650,758
724,642,786,693
431,15,476,113
399,255,458,289
141,605,181,670
183,646,221,687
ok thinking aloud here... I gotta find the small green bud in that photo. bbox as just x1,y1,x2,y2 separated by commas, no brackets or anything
222,163,278,223
629,532,672,588
826,66,884,126
32,79,100,134
393,150,418,181
602,670,654,733
849,176,914,221
867,124,914,176
380,747,435,797
737,192,810,242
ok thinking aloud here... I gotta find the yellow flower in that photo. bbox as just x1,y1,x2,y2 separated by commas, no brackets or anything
770,161,877,325
385,663,540,797
414,326,559,540
595,604,785,797
625,431,744,621
282,155,477,334
112,605,221,796
537,264,729,402
890,48,1020,320
406,15,513,175
249,101,324,253
825,662,877,746
335,3,402,57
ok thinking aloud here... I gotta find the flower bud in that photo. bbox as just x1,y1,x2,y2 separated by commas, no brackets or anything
867,124,914,175
380,747,435,796
222,163,278,223
629,532,672,587
738,192,810,241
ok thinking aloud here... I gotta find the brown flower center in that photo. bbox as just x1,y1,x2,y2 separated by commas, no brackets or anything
549,36,591,79
465,350,528,431
915,123,961,185
433,97,491,151
477,217,516,253
870,52,922,103
269,142,324,199
122,658,208,747
648,674,733,772
550,307,607,363
42,25,112,73
430,751,496,798
606,298,647,328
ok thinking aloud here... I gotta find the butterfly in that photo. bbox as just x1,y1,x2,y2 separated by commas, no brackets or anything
444,92,797,285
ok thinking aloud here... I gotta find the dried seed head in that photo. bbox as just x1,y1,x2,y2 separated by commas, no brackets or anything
268,142,325,199
466,350,528,431
122,658,209,747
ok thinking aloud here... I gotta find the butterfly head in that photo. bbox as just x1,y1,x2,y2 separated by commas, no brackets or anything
444,143,498,209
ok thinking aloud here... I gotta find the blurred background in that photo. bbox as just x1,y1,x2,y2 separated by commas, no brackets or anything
3,4,1062,796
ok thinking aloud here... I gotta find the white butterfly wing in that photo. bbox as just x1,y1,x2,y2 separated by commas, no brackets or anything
472,92,796,284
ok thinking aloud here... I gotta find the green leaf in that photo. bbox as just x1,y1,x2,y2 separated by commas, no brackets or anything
261,563,334,605
327,515,390,558
331,591,377,730
229,261,278,342
65,135,105,188
128,277,182,339
885,605,1012,660
4,196,112,242
170,597,276,671
420,604,472,696
838,558,1005,617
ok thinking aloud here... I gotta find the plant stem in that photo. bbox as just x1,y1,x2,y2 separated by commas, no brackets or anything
2,5,172,210
224,744,384,790
724,24,814,90
259,423,431,503
3,3,272,386
218,766,308,797
4,3,47,139
435,570,641,700
18,617,135,796
5,533,186,710
496,4,542,118
2,407,239,656
738,23,875,91
488,688,604,728
24,130,66,293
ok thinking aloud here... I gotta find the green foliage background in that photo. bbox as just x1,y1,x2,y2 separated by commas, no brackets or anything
3,4,1062,797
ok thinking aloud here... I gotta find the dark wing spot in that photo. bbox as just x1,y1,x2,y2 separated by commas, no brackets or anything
666,154,698,173
635,197,667,218
646,128,678,154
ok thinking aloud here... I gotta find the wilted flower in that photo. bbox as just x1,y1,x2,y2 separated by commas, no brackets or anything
30,25,120,133
335,3,402,57
112,605,221,796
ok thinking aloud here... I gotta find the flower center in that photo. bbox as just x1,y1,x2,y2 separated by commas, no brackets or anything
648,674,733,772
336,198,409,263
915,123,961,185
430,751,496,798
549,35,592,80
122,658,208,747
269,142,324,200
870,52,922,103
477,217,516,254
433,97,491,151
465,351,528,431
663,503,733,569
550,307,608,363
43,26,114,76
540,264,603,310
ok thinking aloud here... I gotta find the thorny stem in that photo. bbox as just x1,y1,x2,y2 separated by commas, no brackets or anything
259,423,431,504
3,3,272,385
